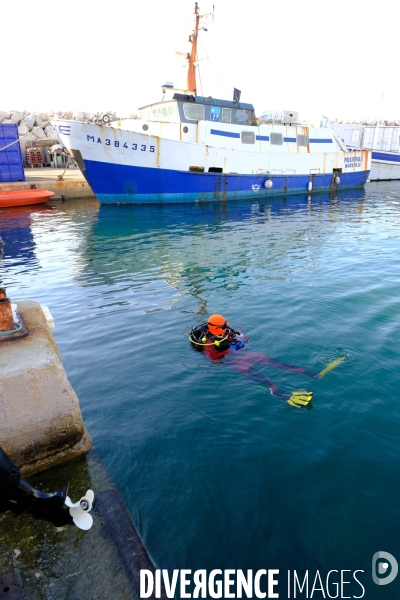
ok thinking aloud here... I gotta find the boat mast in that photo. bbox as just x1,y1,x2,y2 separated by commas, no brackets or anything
187,3,200,95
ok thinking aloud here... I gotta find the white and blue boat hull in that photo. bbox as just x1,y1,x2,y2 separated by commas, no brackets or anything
82,161,369,204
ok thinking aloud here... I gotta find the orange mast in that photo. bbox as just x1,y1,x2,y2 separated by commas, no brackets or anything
187,2,200,94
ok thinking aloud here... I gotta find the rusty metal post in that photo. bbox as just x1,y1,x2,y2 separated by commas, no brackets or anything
0,298,15,332
0,287,6,299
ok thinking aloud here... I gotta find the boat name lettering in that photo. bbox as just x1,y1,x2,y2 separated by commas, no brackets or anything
344,156,361,164
86,135,155,152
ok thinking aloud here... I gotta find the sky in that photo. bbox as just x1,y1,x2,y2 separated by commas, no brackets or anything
2,0,399,123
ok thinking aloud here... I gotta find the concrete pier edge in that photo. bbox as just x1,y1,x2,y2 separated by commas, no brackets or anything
0,300,92,476
0,167,96,201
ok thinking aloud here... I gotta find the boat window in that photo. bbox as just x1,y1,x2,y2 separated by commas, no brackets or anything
168,104,177,119
158,106,168,120
235,109,247,124
140,103,178,122
270,133,283,145
241,131,255,144
140,107,158,121
297,134,309,146
221,108,231,124
183,103,205,121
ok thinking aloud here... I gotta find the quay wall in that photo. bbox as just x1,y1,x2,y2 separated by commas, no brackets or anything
0,177,95,200
0,301,92,476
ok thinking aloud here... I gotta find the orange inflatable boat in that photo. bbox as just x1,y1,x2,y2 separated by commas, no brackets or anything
0,190,55,208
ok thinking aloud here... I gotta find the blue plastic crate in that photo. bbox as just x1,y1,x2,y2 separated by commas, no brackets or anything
0,123,25,182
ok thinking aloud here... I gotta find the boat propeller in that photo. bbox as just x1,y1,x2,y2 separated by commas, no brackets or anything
65,490,95,530
0,445,95,530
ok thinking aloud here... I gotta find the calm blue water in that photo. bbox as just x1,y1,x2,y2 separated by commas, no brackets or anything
2,184,400,598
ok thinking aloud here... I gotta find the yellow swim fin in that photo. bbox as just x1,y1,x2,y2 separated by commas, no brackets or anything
316,356,346,380
286,391,313,408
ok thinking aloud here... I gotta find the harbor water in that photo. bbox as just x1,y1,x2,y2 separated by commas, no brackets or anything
1,183,400,598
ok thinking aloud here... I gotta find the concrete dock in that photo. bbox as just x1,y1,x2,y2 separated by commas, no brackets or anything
0,301,92,476
0,167,96,201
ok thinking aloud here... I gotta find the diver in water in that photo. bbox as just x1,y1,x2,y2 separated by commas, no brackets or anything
189,314,345,408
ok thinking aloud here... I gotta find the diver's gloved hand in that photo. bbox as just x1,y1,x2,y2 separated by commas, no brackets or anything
286,391,313,408
230,339,246,351
232,330,249,342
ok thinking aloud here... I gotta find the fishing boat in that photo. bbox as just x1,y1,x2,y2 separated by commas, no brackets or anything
52,4,371,205
0,190,54,208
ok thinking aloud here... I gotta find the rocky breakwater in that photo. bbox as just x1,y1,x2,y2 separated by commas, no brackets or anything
0,109,112,163
0,110,103,199
0,109,60,162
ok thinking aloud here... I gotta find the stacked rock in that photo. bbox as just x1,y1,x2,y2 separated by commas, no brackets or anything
0,110,58,147
0,109,104,163
0,110,60,163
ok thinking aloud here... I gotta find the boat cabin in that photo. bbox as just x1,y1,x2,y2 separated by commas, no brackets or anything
139,94,256,126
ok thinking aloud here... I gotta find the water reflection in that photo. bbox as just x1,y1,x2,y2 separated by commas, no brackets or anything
0,205,57,280
74,189,367,290
0,189,370,318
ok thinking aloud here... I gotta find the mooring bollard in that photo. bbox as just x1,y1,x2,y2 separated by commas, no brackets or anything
0,289,28,341
0,297,15,332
